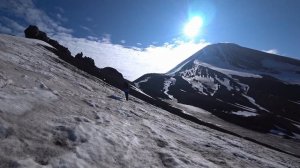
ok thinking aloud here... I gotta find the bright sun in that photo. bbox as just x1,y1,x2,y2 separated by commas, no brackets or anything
184,16,203,38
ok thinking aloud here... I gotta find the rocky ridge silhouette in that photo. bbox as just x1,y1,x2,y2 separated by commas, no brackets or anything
24,25,124,88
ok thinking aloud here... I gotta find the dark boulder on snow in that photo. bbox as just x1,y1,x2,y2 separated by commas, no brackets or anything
24,25,49,42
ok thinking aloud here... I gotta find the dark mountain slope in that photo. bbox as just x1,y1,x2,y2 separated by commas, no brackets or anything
135,43,300,138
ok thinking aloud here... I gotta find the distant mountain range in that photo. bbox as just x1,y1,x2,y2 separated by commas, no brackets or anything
134,43,300,139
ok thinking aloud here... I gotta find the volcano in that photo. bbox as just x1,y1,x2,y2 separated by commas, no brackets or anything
134,43,300,138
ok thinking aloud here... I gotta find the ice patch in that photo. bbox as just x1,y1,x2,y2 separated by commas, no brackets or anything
232,111,258,117
233,103,257,112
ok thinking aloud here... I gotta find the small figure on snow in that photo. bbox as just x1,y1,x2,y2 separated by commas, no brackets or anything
123,82,129,101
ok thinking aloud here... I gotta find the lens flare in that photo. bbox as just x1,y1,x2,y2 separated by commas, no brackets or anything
184,16,203,38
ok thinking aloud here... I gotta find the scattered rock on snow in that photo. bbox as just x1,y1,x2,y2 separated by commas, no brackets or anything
158,152,179,168
39,82,48,89
0,122,13,139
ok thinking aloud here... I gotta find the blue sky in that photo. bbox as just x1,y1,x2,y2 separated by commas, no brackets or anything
0,0,299,80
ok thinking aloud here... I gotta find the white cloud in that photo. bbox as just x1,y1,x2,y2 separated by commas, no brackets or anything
53,33,209,80
0,0,210,81
120,40,126,44
87,36,99,41
101,34,111,43
264,49,279,55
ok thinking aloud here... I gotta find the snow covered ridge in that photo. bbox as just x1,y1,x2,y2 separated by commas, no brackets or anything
135,43,300,141
168,43,300,84
2,34,299,167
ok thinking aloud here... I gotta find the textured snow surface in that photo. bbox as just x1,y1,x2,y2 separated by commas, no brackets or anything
0,34,300,167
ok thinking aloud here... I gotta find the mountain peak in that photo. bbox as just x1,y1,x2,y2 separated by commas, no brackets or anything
206,42,240,48
167,42,300,84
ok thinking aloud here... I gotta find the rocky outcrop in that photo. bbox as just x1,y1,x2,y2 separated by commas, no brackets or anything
24,25,49,42
24,25,125,88
24,25,72,61
99,67,124,88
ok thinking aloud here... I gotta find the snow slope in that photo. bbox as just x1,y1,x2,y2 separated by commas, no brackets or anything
0,34,299,167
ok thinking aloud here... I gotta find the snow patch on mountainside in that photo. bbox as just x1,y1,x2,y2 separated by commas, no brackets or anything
242,94,269,112
163,77,176,99
182,75,218,96
194,61,263,78
215,77,233,91
232,111,258,117
134,77,150,88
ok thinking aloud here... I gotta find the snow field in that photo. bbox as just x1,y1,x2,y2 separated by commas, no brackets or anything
0,34,299,167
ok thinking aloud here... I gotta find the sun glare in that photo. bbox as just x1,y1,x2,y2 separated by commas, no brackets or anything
184,16,203,38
